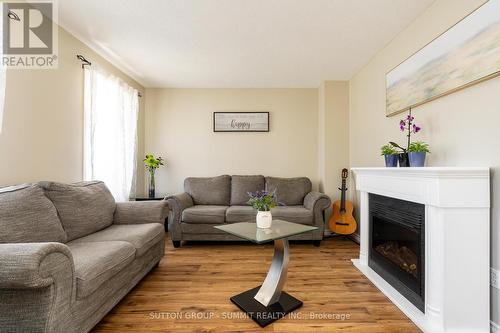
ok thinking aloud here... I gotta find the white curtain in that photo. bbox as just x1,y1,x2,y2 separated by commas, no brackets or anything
83,67,139,201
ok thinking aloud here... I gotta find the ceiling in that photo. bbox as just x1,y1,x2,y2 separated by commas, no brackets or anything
59,0,435,88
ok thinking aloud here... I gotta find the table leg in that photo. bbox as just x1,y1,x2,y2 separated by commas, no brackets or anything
254,239,289,306
229,237,303,327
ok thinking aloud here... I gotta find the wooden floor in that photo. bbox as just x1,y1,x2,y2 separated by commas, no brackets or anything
92,236,420,333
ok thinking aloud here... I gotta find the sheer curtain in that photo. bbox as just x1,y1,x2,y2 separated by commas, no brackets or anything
83,66,139,201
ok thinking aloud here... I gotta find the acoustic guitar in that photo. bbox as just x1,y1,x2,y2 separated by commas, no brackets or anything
328,168,357,235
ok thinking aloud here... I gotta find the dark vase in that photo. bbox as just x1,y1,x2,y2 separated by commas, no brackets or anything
398,153,410,167
409,152,427,167
384,154,398,167
148,170,156,198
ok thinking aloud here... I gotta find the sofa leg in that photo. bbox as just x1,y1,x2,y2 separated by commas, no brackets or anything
172,241,181,248
313,240,321,247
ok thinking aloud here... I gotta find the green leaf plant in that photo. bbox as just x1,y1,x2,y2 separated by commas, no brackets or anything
380,144,399,156
408,141,430,153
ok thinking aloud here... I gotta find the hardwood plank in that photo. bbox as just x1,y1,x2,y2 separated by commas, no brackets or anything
91,235,421,332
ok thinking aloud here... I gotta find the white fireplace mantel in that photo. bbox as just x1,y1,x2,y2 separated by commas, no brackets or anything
351,167,490,333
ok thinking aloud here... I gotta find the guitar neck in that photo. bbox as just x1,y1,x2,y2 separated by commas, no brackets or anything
340,179,346,212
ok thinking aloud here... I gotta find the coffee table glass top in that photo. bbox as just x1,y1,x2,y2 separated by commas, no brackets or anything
214,220,318,244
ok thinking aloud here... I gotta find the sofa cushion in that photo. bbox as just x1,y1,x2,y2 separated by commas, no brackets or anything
226,205,257,223
230,175,265,206
265,177,312,206
182,205,228,224
271,206,314,225
67,240,135,299
40,181,116,241
184,175,231,205
0,184,67,243
71,223,164,257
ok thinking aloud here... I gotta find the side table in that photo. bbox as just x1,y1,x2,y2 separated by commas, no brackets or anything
215,220,318,327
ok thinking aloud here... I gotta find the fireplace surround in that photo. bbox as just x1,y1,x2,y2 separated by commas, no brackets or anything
351,167,490,333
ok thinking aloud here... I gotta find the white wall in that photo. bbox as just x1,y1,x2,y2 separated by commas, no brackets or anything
0,27,145,194
145,88,319,195
349,0,499,325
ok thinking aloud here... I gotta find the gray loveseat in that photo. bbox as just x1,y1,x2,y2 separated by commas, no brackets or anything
0,181,169,333
166,175,331,247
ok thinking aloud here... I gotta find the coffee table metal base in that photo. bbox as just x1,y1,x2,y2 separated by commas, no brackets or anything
230,286,303,327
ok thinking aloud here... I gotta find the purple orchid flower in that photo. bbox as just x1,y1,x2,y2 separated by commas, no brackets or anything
399,120,406,131
396,110,422,151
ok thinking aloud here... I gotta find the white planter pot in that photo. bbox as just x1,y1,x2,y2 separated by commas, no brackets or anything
256,211,272,228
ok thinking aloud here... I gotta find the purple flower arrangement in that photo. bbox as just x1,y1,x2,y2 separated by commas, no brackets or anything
247,190,279,211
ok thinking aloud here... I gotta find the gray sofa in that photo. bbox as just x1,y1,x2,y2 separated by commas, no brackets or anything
0,181,169,333
166,175,331,247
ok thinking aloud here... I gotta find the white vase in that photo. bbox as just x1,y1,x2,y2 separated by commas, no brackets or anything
256,211,272,228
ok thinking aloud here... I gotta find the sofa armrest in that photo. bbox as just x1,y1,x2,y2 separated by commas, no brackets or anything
165,193,194,240
304,191,331,211
0,242,74,289
0,243,76,332
114,201,169,225
165,193,193,218
304,192,331,236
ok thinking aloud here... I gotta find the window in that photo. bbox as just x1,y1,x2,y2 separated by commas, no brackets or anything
83,67,139,201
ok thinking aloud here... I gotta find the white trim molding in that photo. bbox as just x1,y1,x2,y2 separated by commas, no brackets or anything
351,167,491,333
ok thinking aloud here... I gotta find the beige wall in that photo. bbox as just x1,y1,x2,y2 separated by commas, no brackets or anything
0,27,145,194
318,81,349,203
349,0,499,325
144,88,319,195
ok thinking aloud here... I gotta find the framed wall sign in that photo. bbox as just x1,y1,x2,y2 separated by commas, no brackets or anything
213,112,269,132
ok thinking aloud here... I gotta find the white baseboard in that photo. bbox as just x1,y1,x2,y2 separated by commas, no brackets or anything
491,320,500,333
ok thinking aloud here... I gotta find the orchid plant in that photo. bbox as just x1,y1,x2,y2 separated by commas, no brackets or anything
389,109,422,153
247,190,279,211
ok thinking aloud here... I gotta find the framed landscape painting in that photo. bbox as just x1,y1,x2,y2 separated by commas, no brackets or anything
386,0,500,116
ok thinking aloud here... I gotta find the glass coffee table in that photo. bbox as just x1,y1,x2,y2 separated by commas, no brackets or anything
214,220,318,327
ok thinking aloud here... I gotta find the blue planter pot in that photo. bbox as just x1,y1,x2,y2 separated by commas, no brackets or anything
384,154,398,167
409,152,427,167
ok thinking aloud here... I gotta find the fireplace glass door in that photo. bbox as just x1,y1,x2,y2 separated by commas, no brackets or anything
369,194,425,312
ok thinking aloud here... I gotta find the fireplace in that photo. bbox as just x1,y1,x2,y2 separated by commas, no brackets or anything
352,167,490,332
368,194,425,312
